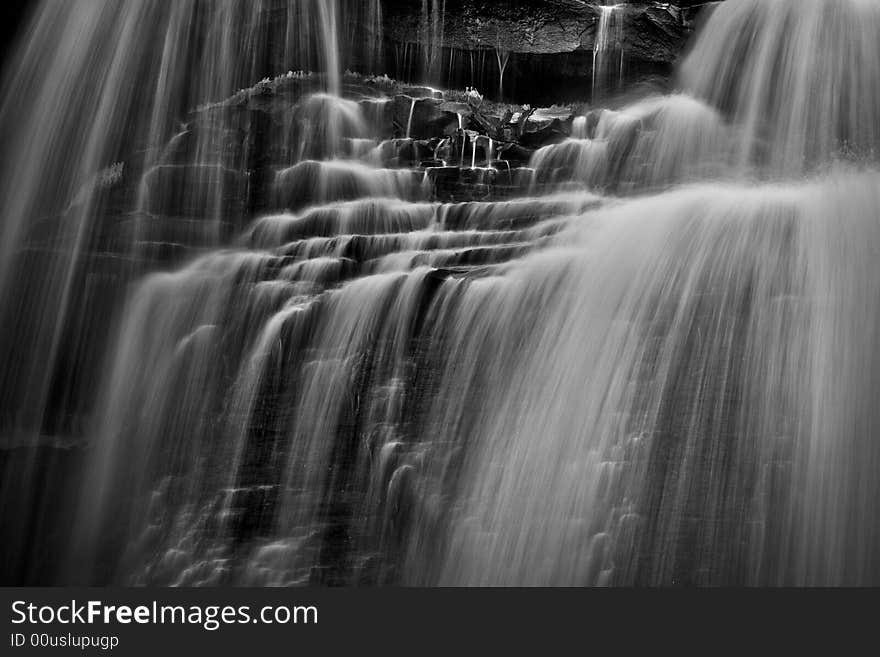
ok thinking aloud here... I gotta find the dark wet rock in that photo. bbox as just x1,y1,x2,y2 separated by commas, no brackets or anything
392,95,460,139
373,138,435,167
421,164,542,204
381,1,724,102
358,98,395,139
437,101,471,117
424,166,494,203
494,143,534,168
518,117,572,150
383,1,722,56
274,160,420,211
141,164,249,220
396,85,444,100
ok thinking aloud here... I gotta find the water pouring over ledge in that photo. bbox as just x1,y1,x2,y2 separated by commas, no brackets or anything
592,3,624,102
3,0,880,586
681,0,880,174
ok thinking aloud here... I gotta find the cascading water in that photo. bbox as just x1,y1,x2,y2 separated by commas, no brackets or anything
681,0,880,174
3,0,880,587
420,0,446,83
0,0,378,441
592,4,624,101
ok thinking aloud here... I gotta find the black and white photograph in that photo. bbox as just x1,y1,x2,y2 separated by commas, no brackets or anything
1,0,879,639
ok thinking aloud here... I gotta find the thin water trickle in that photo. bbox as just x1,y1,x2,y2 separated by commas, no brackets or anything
592,4,624,101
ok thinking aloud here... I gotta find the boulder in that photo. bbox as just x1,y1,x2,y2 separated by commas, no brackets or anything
391,95,460,139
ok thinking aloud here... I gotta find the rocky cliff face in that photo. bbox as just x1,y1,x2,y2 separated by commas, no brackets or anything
379,0,724,102
383,1,717,55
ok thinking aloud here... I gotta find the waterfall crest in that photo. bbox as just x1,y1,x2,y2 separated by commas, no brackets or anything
681,0,880,173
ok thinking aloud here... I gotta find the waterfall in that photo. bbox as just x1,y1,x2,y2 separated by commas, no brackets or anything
420,0,446,83
432,172,880,586
0,0,374,444
0,0,381,582
405,97,417,139
680,0,880,174
3,0,880,587
530,95,728,191
592,4,624,101
317,0,342,97
362,0,385,75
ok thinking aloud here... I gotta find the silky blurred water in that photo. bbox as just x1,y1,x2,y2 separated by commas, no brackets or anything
3,0,880,586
